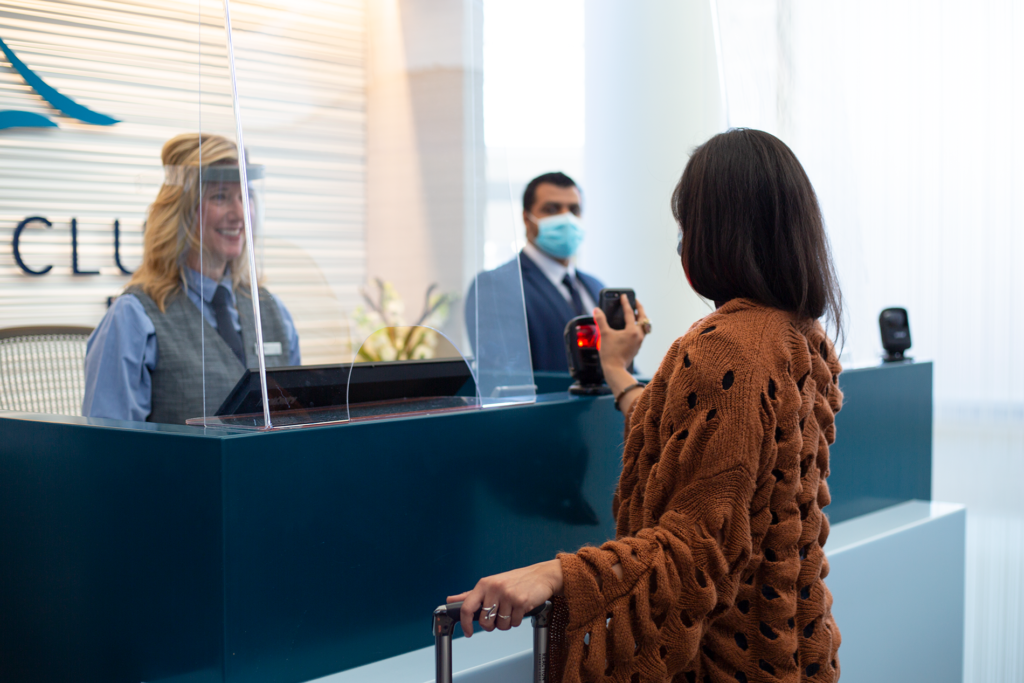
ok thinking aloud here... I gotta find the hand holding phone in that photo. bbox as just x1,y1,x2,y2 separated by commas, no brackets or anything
593,290,646,397
598,288,638,330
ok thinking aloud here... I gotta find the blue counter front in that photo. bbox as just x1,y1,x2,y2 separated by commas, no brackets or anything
0,361,932,683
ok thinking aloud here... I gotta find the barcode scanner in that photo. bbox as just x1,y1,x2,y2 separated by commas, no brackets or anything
564,315,611,395
879,307,912,362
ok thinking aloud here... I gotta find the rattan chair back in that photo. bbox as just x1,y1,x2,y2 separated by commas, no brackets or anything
0,326,94,416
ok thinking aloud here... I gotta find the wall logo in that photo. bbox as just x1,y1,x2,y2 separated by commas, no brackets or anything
0,35,119,130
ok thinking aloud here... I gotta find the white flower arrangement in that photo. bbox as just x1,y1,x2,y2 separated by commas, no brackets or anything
352,279,456,362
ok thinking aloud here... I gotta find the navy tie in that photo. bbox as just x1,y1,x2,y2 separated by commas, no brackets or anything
562,274,586,317
212,285,246,365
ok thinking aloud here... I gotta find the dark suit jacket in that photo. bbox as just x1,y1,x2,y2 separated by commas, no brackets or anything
466,250,605,373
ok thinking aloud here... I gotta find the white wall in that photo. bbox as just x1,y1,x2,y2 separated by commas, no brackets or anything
582,0,723,374
714,0,1024,409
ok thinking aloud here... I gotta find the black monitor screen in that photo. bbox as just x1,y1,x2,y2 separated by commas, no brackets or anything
215,359,476,417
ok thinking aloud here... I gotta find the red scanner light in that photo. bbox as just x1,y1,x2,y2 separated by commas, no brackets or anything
576,324,600,350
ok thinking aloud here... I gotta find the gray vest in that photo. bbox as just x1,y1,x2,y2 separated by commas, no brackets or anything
127,285,292,425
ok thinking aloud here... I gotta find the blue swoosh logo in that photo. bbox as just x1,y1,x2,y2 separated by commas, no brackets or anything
0,35,119,130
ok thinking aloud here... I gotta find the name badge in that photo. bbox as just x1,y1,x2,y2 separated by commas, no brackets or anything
259,341,283,357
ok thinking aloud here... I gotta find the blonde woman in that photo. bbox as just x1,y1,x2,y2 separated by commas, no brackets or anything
83,133,300,424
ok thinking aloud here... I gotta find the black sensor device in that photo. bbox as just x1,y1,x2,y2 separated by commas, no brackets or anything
879,307,912,362
599,288,637,330
564,315,610,396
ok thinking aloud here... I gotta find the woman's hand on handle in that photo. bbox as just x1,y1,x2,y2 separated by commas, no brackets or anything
594,295,648,414
446,559,564,637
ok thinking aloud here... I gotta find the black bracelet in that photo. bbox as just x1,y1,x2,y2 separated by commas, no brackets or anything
614,382,646,412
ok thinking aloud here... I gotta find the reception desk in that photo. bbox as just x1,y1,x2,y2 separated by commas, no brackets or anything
0,361,938,683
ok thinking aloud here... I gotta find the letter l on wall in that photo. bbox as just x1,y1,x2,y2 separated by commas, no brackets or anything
71,218,99,275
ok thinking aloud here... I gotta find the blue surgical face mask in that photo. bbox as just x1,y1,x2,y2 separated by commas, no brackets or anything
677,233,683,257
532,212,584,260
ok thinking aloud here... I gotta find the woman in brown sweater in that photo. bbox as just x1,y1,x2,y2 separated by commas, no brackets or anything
448,129,844,683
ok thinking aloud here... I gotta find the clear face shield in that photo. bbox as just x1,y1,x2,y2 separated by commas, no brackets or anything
162,163,266,279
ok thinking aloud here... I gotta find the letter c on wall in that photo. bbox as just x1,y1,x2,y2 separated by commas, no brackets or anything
12,216,53,275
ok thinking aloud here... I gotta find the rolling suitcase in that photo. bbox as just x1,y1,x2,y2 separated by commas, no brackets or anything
432,600,553,683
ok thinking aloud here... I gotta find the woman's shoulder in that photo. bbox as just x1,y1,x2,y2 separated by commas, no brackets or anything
627,304,782,463
95,291,132,318
659,299,839,400
682,300,842,412
671,300,787,366
251,286,291,319
88,293,156,352
685,299,834,359
694,298,793,338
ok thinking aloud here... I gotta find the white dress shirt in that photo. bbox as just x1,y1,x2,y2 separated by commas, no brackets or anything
522,241,597,313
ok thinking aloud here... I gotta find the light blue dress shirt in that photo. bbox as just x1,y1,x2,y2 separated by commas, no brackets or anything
82,268,301,421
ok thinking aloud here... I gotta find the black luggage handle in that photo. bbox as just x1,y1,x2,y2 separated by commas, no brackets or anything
432,600,553,683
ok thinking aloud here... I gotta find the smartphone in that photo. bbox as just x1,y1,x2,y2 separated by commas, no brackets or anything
599,288,638,330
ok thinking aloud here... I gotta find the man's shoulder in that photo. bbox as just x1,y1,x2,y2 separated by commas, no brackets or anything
475,252,538,282
574,267,605,292
468,254,531,306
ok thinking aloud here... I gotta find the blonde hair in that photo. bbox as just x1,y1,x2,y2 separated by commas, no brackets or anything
126,133,253,311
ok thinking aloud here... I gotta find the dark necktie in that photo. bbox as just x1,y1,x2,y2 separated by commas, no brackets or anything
211,285,246,365
562,274,586,317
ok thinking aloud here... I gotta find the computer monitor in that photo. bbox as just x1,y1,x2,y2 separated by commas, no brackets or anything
215,358,476,418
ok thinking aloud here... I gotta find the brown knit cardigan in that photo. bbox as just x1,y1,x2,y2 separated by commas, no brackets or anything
554,298,843,683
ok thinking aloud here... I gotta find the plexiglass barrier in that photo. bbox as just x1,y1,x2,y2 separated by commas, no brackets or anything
182,0,536,430
172,0,277,429
0,1,535,430
346,326,478,422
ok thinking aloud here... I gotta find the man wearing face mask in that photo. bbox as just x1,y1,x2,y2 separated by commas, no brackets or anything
467,172,605,372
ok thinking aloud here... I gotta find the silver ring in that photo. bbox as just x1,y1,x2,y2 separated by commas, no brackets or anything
498,614,511,620
482,604,498,620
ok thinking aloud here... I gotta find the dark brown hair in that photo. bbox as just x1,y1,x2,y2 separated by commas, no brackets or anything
672,128,843,336
522,171,578,213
